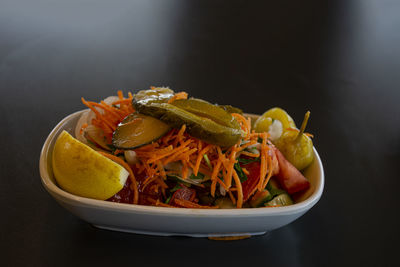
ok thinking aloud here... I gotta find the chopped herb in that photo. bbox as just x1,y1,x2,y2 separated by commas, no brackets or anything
166,175,192,187
170,184,182,193
202,180,212,187
238,157,260,164
203,154,212,170
189,172,205,180
257,137,263,143
165,195,172,204
165,182,194,204
234,162,248,182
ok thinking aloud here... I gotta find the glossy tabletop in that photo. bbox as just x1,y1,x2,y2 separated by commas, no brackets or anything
1,0,399,266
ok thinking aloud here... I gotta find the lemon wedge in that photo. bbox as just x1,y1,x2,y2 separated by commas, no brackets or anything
52,130,129,200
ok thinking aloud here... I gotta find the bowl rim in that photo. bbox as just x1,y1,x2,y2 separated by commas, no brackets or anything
39,110,324,217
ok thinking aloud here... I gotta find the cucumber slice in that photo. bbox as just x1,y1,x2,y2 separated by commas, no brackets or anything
264,194,293,207
249,190,273,208
112,113,170,149
214,197,236,209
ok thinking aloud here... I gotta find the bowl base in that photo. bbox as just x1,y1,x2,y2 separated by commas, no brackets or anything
93,224,267,238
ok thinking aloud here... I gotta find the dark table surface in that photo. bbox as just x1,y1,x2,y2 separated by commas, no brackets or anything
1,0,399,266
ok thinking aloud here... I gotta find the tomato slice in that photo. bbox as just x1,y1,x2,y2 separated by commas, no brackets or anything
240,161,261,202
108,180,133,204
275,149,310,194
170,185,196,206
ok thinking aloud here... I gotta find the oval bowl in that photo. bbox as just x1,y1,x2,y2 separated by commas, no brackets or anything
39,110,324,237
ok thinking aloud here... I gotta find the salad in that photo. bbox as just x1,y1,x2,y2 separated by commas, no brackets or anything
55,87,314,209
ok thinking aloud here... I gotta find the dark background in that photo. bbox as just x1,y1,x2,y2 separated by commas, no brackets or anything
1,0,399,266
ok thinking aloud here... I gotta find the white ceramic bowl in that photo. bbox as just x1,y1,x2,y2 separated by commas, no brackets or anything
39,110,324,237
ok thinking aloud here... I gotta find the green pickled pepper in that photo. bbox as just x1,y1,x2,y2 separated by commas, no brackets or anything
275,111,314,170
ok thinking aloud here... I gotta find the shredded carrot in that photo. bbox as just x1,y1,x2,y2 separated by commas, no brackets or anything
176,148,197,162
117,91,123,99
193,145,212,176
172,124,186,146
242,168,250,175
156,160,166,179
113,149,124,155
163,146,190,165
232,113,251,138
236,140,257,152
228,190,237,205
258,153,266,191
181,160,189,179
135,145,173,157
240,151,260,157
232,171,243,208
167,91,188,104
98,151,138,204
147,198,176,208
286,127,298,132
224,145,238,188
262,155,273,189
210,159,222,197
257,133,269,191
112,99,132,105
154,140,192,161
216,177,229,191
144,146,177,164
142,175,156,190
173,199,218,209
